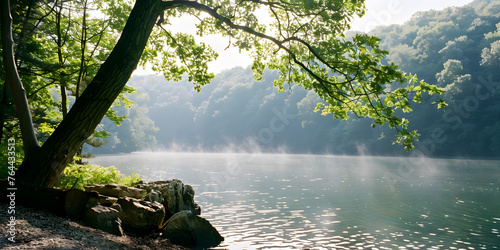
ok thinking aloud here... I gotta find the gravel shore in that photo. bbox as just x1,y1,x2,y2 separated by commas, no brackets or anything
0,203,187,249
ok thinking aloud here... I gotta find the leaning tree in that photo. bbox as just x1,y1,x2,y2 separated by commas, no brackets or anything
2,0,445,188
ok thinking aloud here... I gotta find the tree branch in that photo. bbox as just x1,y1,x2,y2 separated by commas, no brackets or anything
161,1,352,100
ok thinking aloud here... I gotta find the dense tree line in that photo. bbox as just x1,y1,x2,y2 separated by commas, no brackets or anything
91,0,500,157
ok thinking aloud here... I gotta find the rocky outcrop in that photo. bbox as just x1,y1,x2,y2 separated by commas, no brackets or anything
163,210,224,249
115,197,165,233
64,189,123,236
137,179,199,216
1,179,222,247
84,184,147,199
75,180,222,248
84,204,123,236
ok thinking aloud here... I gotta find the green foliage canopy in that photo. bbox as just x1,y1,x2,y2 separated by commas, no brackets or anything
140,0,445,150
1,0,137,151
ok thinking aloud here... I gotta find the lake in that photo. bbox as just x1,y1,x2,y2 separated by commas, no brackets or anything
89,153,500,249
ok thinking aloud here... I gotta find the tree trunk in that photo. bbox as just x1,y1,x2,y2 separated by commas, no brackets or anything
56,0,68,118
75,0,88,100
16,0,164,188
0,81,9,141
1,0,40,157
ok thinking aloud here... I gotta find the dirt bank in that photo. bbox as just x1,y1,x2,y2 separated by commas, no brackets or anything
0,203,187,249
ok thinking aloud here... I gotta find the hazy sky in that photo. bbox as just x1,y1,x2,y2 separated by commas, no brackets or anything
350,0,474,32
134,0,474,76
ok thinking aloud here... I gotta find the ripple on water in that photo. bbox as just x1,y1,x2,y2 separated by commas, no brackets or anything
128,154,500,249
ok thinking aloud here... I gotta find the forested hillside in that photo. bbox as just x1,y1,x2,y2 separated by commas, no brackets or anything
371,0,500,157
89,0,500,157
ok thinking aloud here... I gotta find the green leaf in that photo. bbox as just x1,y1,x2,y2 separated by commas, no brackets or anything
93,130,111,139
105,109,126,126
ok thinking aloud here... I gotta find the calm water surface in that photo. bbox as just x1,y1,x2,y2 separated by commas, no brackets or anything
89,153,500,249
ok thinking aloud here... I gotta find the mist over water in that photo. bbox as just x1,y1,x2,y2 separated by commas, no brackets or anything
155,139,291,155
89,153,500,249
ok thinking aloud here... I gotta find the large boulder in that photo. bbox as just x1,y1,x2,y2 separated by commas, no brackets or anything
116,197,165,233
163,211,224,248
84,184,147,199
137,179,198,217
164,179,195,215
84,204,123,236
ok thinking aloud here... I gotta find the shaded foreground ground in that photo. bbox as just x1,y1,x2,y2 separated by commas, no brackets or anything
0,203,187,249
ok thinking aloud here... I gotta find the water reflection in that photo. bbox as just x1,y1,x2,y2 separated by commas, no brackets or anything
89,153,500,249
